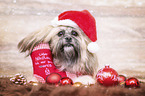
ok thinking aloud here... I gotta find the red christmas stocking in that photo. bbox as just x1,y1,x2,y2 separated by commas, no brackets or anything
30,43,67,83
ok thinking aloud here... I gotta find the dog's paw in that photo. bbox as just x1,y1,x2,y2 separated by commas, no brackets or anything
73,75,96,85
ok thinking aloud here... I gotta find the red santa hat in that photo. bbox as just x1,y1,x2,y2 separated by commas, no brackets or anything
51,10,99,53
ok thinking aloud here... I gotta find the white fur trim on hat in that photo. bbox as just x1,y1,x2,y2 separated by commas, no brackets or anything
51,17,78,27
87,41,99,53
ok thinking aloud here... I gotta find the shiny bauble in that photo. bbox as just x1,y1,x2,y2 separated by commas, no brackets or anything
125,77,140,88
96,65,119,87
118,75,126,83
73,82,83,87
59,77,73,85
46,73,61,84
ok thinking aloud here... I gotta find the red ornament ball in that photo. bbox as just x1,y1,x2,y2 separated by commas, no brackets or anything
59,77,73,85
118,75,126,83
46,73,61,84
96,65,119,87
125,77,140,88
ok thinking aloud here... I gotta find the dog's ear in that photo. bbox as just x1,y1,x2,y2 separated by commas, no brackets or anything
18,25,54,56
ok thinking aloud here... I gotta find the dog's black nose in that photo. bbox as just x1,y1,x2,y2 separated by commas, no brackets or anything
65,37,72,42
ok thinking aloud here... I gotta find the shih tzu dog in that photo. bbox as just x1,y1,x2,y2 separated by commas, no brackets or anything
18,10,99,84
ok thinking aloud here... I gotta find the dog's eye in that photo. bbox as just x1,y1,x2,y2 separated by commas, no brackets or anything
58,30,65,37
71,30,78,36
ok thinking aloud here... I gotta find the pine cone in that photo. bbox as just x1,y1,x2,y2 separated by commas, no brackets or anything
10,73,27,85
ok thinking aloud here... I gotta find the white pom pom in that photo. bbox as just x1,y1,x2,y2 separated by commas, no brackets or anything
87,42,99,53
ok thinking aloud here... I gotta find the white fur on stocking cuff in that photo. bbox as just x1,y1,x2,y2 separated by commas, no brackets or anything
33,43,50,52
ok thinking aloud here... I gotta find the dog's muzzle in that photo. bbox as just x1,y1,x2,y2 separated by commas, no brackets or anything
65,37,72,43
65,36,72,43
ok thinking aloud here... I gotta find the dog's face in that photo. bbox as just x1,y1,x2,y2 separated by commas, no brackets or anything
50,26,80,66
48,26,90,72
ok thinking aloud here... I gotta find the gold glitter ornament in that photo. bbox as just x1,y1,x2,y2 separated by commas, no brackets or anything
73,82,83,87
29,81,39,86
